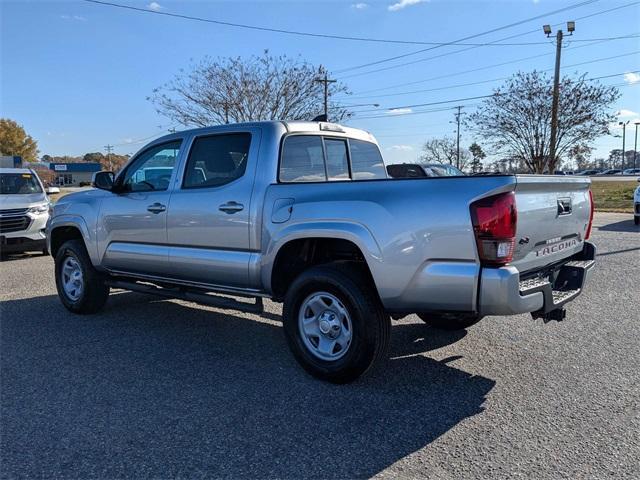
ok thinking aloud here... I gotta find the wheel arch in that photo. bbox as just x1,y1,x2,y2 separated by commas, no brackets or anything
49,216,93,261
264,222,383,301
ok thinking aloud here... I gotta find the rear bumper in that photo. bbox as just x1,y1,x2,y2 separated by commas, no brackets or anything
478,241,595,316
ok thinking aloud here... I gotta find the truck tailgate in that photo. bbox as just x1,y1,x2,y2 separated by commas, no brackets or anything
511,175,592,273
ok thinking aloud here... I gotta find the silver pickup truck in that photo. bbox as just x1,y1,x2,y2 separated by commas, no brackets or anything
47,121,595,383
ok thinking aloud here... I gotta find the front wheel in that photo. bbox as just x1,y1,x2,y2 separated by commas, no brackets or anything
55,239,110,314
283,263,390,384
418,312,482,331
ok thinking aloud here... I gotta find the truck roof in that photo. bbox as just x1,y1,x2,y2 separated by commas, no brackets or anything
152,120,377,145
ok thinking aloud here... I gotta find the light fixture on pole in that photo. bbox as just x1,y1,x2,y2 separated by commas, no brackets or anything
542,21,575,174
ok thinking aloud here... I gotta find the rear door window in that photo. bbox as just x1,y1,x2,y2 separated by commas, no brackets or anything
183,133,251,189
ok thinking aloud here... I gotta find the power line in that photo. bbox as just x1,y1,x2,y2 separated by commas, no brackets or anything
81,0,612,47
349,75,638,120
340,65,639,102
345,45,639,98
335,0,638,76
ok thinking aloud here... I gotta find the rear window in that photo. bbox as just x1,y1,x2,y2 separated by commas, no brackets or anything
280,136,326,182
280,135,386,183
349,139,387,180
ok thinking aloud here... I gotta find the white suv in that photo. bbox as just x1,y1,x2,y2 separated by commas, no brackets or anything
0,168,52,255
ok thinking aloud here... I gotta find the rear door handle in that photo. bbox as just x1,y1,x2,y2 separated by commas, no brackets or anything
219,201,244,214
147,202,166,214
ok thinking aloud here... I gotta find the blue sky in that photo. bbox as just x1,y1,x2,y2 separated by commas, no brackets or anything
1,0,639,165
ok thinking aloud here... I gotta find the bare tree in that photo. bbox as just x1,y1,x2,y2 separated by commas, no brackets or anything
467,71,620,173
420,136,470,170
149,51,352,126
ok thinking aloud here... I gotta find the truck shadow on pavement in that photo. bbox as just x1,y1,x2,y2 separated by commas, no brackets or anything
596,218,640,232
1,292,495,479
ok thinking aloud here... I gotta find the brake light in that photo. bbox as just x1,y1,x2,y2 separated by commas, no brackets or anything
585,189,594,239
470,192,517,267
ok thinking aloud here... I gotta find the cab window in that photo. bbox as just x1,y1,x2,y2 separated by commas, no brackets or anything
349,139,387,180
122,141,182,192
183,133,251,189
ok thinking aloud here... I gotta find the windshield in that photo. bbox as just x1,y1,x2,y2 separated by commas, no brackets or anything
0,173,43,194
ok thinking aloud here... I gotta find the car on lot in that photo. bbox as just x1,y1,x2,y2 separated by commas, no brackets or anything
386,163,465,178
599,169,622,175
576,169,600,175
623,168,640,176
47,121,596,383
0,168,54,255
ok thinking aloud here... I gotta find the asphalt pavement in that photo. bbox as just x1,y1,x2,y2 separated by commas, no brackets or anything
1,212,638,479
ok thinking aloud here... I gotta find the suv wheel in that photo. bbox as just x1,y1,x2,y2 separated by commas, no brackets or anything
418,312,482,331
55,239,110,314
283,263,390,384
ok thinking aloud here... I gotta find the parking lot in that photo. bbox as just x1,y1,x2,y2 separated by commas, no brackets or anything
1,212,638,479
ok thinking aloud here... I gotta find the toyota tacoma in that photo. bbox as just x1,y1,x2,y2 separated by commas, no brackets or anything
47,121,595,383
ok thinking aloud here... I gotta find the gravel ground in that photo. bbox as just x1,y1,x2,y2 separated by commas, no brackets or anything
1,212,638,479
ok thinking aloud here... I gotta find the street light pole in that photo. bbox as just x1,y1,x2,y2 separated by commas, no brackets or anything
619,120,629,169
634,122,639,170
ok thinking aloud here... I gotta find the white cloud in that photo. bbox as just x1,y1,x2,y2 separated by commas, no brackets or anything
147,2,163,11
387,108,413,115
623,72,640,84
387,145,414,151
532,0,540,4
60,14,86,21
351,3,369,9
617,109,639,118
388,0,427,12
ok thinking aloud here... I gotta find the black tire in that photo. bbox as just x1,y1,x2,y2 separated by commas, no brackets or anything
282,263,390,384
634,216,639,225
418,312,482,331
55,239,110,314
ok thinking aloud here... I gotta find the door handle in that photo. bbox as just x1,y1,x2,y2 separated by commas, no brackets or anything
219,201,244,214
147,202,166,214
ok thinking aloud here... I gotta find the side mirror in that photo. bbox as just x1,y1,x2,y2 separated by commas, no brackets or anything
45,186,60,194
93,171,115,190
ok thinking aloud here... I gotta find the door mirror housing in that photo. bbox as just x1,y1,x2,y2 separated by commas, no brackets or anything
93,171,115,190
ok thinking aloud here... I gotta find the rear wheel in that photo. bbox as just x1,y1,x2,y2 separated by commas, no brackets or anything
418,312,482,331
55,239,110,314
283,263,390,384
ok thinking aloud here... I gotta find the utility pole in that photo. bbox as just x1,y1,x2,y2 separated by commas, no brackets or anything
104,144,114,171
634,121,639,170
543,21,575,173
454,105,463,169
315,72,336,121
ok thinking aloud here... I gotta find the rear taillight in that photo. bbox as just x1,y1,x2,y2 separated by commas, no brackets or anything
585,189,594,239
470,192,517,267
